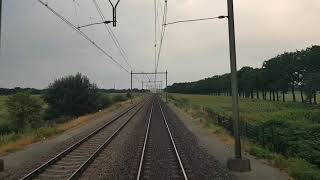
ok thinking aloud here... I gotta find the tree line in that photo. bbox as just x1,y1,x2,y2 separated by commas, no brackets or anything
0,87,145,96
167,45,320,104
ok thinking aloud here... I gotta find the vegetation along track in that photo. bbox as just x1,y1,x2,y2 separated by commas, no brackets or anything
21,97,152,180
136,97,188,180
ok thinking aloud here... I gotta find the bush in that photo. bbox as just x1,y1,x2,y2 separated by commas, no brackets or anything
33,127,61,139
6,93,44,132
98,94,112,109
248,143,273,159
112,94,127,103
288,158,320,180
44,73,101,118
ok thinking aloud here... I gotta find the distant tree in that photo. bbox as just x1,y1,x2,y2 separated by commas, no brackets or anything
6,93,44,132
44,73,100,118
304,73,320,104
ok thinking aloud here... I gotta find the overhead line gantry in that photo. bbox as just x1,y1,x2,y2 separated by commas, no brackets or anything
131,71,168,101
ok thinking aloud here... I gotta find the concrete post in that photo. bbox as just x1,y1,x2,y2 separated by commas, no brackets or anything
166,71,168,102
0,159,4,172
226,0,251,172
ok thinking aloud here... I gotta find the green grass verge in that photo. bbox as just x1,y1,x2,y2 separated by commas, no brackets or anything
248,144,320,180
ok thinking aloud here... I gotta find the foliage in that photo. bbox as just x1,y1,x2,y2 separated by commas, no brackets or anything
247,143,273,159
112,94,128,103
97,93,113,109
5,93,44,132
0,87,44,96
44,73,101,118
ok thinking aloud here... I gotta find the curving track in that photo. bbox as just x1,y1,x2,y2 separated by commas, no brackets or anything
21,97,152,180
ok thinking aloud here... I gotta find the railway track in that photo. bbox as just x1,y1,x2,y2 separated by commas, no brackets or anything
21,97,152,180
136,98,188,180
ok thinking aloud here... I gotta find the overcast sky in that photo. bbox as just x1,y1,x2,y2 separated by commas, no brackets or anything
1,0,320,89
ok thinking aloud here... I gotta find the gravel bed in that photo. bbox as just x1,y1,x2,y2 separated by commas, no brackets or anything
160,100,232,180
139,101,185,180
78,99,152,180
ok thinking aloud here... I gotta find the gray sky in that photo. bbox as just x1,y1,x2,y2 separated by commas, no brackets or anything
1,0,320,89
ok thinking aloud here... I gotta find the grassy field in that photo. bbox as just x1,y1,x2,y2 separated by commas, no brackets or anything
171,94,320,124
169,93,320,179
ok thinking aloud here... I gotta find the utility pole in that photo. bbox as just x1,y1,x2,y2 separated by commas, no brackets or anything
226,0,251,172
130,71,133,103
130,71,133,93
166,71,168,102
0,0,2,52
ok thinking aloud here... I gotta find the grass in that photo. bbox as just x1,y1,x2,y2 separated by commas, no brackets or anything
247,144,320,180
170,93,320,124
169,93,320,180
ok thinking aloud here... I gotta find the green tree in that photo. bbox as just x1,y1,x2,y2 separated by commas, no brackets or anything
6,93,44,132
44,73,101,118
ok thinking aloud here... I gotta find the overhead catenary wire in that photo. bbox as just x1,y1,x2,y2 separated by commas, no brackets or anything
37,0,130,74
155,0,168,74
91,0,148,85
91,0,132,70
91,0,147,84
154,0,157,83
164,16,228,26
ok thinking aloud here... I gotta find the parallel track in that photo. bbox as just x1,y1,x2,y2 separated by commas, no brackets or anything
136,98,188,180
22,97,151,180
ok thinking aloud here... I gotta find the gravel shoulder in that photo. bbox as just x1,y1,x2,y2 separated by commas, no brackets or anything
167,102,289,180
0,98,140,180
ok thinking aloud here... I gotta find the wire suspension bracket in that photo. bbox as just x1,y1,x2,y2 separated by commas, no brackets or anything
108,0,121,27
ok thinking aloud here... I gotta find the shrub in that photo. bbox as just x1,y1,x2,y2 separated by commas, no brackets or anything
126,92,132,99
247,143,273,159
112,94,127,103
288,158,320,180
98,94,112,109
33,127,61,139
6,93,44,132
44,73,101,118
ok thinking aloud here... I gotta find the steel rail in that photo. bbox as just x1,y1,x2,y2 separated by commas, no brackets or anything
136,100,154,180
21,98,147,180
68,98,150,179
158,99,188,180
